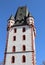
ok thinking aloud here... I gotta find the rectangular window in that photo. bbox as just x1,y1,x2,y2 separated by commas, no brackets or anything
23,45,26,51
14,28,17,33
23,35,26,40
12,56,15,63
13,36,16,41
12,46,16,52
23,27,25,32
22,55,26,63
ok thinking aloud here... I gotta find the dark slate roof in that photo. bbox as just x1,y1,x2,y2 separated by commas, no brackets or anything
8,6,34,27
15,6,29,20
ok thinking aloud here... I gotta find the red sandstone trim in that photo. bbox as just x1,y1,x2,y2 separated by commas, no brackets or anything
31,25,35,65
3,31,9,65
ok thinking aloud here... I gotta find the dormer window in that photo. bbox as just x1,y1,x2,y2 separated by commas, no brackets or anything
19,13,22,16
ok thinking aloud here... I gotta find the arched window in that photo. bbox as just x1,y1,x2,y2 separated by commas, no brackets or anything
22,27,25,32
22,55,26,63
14,28,17,33
13,36,16,41
23,45,26,51
12,56,15,63
23,35,26,40
12,46,16,52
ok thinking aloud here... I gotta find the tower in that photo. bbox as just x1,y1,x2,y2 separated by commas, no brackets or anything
4,6,36,65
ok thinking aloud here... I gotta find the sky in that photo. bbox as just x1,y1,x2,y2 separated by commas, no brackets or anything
0,0,45,65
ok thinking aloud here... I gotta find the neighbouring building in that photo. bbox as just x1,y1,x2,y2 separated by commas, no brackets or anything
4,6,36,65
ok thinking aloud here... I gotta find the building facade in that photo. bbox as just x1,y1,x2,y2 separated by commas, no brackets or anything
4,6,36,65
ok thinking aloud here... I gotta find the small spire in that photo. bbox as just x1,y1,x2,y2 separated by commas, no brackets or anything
8,15,15,21
28,12,34,19
28,12,32,17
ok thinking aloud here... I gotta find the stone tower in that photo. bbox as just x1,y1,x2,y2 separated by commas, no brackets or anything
4,6,36,65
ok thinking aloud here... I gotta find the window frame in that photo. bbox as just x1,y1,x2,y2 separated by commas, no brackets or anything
22,55,26,63
12,56,15,63
23,35,26,40
14,28,17,33
23,45,26,51
12,46,16,52
13,36,16,41
22,27,25,32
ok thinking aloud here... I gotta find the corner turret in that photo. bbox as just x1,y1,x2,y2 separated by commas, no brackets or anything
7,15,15,31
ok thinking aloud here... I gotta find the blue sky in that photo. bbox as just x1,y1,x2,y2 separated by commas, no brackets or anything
0,0,45,65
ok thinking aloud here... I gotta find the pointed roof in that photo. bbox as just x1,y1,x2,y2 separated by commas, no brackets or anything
8,15,15,21
28,12,34,18
15,6,29,20
8,6,34,27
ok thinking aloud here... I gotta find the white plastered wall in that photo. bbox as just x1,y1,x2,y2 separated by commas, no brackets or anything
7,25,32,52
